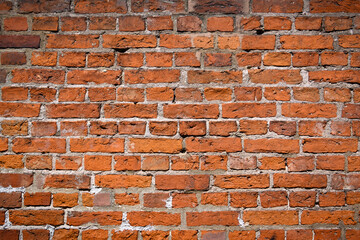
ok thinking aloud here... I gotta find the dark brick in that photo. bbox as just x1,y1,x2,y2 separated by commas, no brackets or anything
0,35,40,48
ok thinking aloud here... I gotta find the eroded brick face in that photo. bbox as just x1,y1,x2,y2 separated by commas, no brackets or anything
0,0,359,238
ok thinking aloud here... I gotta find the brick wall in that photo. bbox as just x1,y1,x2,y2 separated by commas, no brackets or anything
0,0,360,239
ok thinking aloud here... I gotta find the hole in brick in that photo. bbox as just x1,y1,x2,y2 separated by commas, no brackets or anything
112,48,130,53
256,29,264,35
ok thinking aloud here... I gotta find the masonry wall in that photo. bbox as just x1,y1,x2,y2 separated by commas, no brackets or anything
0,0,360,239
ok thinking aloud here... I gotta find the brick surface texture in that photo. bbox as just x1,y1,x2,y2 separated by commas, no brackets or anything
0,0,360,239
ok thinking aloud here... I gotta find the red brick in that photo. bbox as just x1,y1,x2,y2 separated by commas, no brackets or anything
26,155,52,170
132,0,185,13
229,155,257,170
243,210,299,225
249,69,302,84
295,17,322,30
218,35,240,49
146,52,173,67
343,104,360,118
70,138,124,153
303,138,357,153
186,137,242,152
259,157,285,170
242,35,275,50
156,175,209,190
310,0,360,13
4,17,28,31
112,230,138,240
245,139,299,153
175,88,202,102
253,0,303,13
288,156,314,172
59,88,86,102
13,138,65,153
164,104,219,119
0,35,40,48
88,53,115,67
223,103,276,118
144,192,169,208
59,52,86,67
84,155,112,171
44,175,90,189
118,53,143,67
234,87,262,101
24,192,51,206
90,121,117,135
75,0,126,13
293,87,320,102
172,230,197,240
127,212,180,226
0,192,22,208
230,192,258,208
53,193,78,207
264,17,291,30
269,121,296,136
201,192,227,206
274,174,327,188
31,51,57,66
149,121,177,136
189,0,247,13
317,155,345,171
293,52,319,66
177,16,202,32
60,121,87,136
1,52,26,65
319,192,345,207
147,16,173,31
204,53,232,67
32,16,58,31
103,35,156,48
289,191,316,207
115,193,139,206
175,52,201,66
207,17,234,32
171,155,199,170
68,70,120,84
125,69,179,84
209,121,237,136
214,174,269,189
118,121,146,135
280,35,333,49
264,52,291,66
2,87,27,101
188,70,242,84
89,17,116,30
187,211,238,226
301,210,355,225
282,103,337,118
10,210,64,226
142,155,169,170
240,16,261,30
67,211,122,226
47,34,99,49
96,175,151,188
23,229,49,240
82,230,108,240
47,104,100,118
61,17,86,31
118,16,145,31
0,155,23,169
12,69,65,84
264,87,291,101
114,156,140,171
160,34,192,48
193,35,214,48
348,156,360,172
2,120,28,136
298,120,326,136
